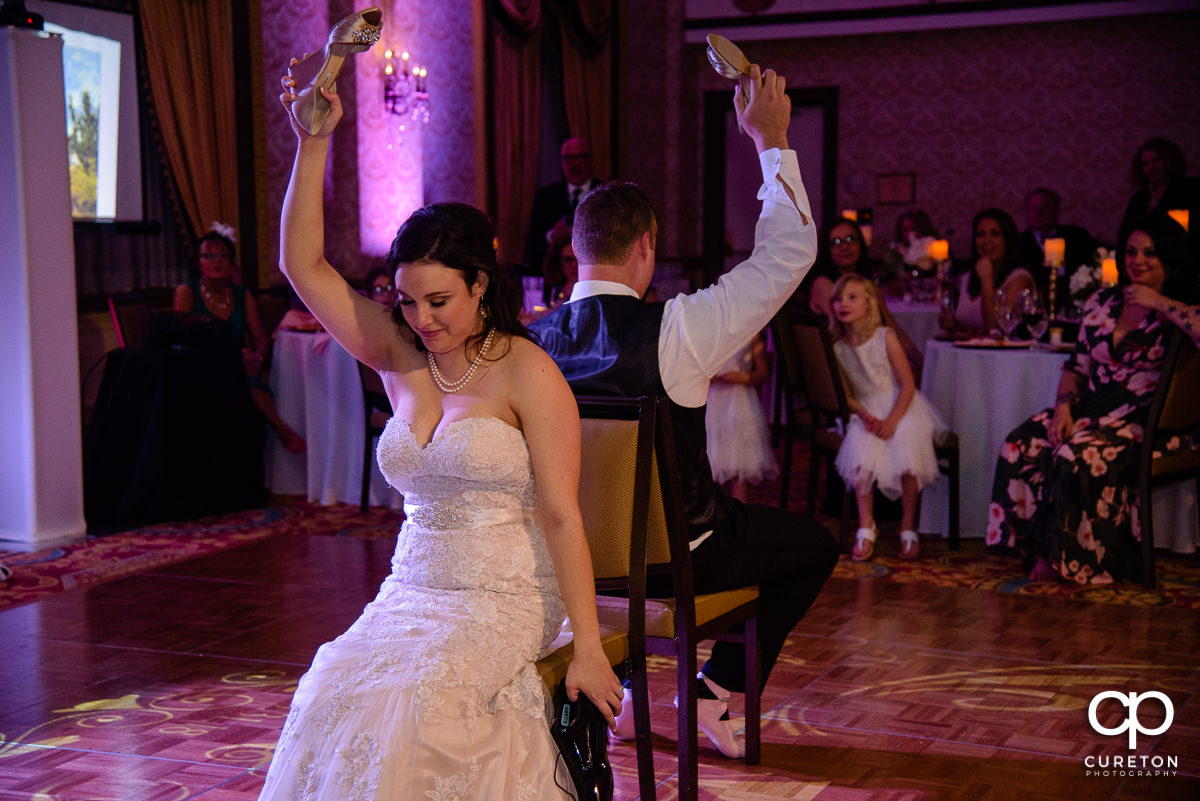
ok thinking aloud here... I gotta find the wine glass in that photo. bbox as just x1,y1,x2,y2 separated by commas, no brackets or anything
994,298,1021,340
1020,290,1049,345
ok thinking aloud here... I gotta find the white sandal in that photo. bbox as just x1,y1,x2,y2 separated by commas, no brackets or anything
852,527,877,561
899,529,920,560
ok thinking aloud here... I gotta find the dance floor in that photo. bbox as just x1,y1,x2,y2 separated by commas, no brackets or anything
1,520,1196,799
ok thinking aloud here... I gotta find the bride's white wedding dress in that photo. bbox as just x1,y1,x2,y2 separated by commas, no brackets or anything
258,416,571,800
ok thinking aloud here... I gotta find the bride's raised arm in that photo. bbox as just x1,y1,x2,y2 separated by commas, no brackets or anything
279,79,404,372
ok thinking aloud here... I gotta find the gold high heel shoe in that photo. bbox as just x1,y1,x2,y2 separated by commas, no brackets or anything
289,7,383,134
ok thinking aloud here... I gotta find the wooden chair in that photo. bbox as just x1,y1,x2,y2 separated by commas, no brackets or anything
254,290,289,339
531,396,659,799
773,312,856,543
1138,328,1200,588
356,361,393,512
578,396,761,801
774,312,961,551
107,294,151,349
770,310,809,507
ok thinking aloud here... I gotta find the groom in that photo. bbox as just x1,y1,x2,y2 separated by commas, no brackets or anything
530,64,838,757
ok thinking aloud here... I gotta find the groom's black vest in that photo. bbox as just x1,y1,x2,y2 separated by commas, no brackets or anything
532,295,734,540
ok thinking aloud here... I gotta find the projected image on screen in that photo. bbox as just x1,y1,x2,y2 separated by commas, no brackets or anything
47,23,120,219
28,0,143,223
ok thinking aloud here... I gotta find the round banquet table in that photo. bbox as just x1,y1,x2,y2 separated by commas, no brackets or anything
267,330,401,508
918,338,1197,552
886,299,941,356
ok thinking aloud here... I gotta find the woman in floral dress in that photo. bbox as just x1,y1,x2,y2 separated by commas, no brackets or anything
988,217,1198,584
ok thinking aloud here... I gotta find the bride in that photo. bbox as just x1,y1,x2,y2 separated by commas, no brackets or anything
259,80,622,799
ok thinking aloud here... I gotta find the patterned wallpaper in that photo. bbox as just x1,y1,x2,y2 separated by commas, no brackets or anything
256,6,1199,281
676,11,1200,261
257,0,477,285
619,0,687,260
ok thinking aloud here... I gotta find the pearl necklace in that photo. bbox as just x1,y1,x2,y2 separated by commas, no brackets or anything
427,328,496,393
200,282,233,317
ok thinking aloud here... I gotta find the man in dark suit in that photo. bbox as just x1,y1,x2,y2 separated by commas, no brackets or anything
523,137,596,277
1020,187,1095,309
530,65,837,759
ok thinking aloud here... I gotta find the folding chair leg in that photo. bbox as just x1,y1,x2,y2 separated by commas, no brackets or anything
677,648,699,801
360,432,373,513
779,424,793,509
743,616,761,765
1141,484,1157,589
948,449,960,550
806,444,820,515
631,665,657,801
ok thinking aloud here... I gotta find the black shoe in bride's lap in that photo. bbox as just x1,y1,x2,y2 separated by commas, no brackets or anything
551,680,613,801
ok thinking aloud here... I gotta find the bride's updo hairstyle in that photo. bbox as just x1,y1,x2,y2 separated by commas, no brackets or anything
385,202,532,355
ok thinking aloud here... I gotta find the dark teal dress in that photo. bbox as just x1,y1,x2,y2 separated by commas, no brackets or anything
188,279,248,344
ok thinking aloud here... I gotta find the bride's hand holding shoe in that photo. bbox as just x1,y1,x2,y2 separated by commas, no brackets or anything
565,644,624,730
279,75,343,140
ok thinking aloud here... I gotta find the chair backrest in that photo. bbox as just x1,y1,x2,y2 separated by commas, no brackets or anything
356,361,393,426
770,311,805,394
577,397,658,584
576,396,698,627
108,294,151,350
1143,328,1200,479
255,291,289,338
784,312,850,421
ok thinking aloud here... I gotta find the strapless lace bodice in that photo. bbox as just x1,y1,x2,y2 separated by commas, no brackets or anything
258,416,571,801
376,416,560,602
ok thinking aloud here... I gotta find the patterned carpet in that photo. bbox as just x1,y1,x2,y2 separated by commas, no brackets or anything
2,486,1198,611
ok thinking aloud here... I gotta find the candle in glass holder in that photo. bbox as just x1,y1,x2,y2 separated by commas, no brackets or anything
929,239,949,262
1043,237,1066,267
1101,257,1118,286
1167,209,1189,232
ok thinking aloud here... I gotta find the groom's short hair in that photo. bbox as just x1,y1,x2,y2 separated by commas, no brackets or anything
572,181,657,266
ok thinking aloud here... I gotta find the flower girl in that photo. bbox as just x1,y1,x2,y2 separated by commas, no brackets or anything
705,331,778,502
829,274,947,560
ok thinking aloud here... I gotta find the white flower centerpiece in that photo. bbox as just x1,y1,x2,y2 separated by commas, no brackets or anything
1068,247,1114,317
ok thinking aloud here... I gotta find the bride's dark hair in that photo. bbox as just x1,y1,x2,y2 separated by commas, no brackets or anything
385,203,534,355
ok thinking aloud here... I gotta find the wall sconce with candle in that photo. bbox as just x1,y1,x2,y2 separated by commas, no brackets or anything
383,48,430,130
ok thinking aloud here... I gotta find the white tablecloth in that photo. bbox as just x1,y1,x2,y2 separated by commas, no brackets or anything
886,299,941,355
918,339,1197,552
266,330,401,508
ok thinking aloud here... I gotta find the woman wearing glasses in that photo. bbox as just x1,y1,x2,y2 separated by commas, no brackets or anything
364,266,398,306
802,216,923,369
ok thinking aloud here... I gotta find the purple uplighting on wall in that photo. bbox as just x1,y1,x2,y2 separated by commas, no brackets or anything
356,18,423,259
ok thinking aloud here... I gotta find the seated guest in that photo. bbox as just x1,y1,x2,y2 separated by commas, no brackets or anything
525,136,597,277
174,227,306,453
941,208,1034,335
1020,187,1095,304
803,216,923,368
887,207,941,285
542,226,579,305
1118,137,1200,288
988,216,1198,584
363,266,397,306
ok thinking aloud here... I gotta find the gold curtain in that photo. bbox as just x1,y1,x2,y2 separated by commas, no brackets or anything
557,0,610,179
490,2,542,268
138,0,239,242
559,34,610,181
